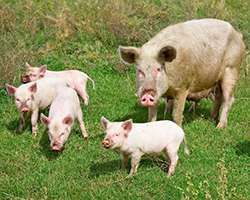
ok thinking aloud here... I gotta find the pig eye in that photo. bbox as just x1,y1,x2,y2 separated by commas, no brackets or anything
157,67,163,72
32,74,37,77
115,133,119,137
16,98,20,102
137,68,144,75
60,133,65,137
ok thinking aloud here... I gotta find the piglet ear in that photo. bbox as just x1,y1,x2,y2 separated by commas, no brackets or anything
101,116,110,130
25,62,31,70
28,82,37,95
121,119,133,135
40,113,51,126
6,84,17,96
39,65,47,75
62,113,73,126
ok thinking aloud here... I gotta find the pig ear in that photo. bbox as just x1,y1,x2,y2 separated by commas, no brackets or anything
62,113,73,126
6,84,17,96
118,46,142,65
25,62,31,70
40,113,51,126
121,119,133,135
39,65,47,75
28,82,37,94
158,46,177,62
101,116,110,130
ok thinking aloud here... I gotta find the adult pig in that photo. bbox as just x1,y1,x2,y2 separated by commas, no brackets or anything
101,116,189,177
22,63,95,105
6,77,68,136
41,87,88,151
119,19,245,129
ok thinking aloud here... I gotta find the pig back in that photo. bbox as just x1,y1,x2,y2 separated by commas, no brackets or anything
145,19,245,91
34,77,68,110
126,120,185,153
48,87,80,120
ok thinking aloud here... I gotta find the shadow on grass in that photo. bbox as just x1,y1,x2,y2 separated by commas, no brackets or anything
38,129,63,160
235,140,250,157
89,155,169,178
6,116,32,135
116,99,213,125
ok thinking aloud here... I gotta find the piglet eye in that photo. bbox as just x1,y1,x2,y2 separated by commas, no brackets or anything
115,133,119,137
16,98,20,102
60,133,65,137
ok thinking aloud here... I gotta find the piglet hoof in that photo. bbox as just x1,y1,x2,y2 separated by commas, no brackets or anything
32,130,38,136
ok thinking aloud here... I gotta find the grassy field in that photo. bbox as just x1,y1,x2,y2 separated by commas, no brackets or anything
0,0,250,199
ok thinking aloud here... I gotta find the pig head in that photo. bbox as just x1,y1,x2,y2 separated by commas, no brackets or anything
6,77,68,135
119,19,245,129
41,113,73,151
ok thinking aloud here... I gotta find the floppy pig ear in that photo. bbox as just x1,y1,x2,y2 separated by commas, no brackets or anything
101,116,110,130
118,46,142,65
40,113,51,126
39,65,47,75
6,84,17,96
28,82,37,95
158,46,177,62
62,113,73,126
121,119,133,135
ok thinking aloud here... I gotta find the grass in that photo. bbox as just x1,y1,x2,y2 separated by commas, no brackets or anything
0,0,250,199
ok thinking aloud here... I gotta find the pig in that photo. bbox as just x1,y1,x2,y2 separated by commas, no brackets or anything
22,63,95,105
164,86,216,114
6,77,68,136
40,87,88,151
119,19,245,129
101,116,189,177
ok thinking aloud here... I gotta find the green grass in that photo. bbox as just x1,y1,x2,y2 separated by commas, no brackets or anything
0,0,250,199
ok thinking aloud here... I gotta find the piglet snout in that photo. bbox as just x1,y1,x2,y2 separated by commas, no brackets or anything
102,140,110,148
52,145,60,151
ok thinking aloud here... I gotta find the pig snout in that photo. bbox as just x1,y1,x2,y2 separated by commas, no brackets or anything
102,140,110,148
22,76,30,83
140,94,156,106
21,107,29,113
52,145,60,151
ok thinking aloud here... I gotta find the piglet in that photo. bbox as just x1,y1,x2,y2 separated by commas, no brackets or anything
22,63,95,105
41,87,88,151
101,117,189,178
6,77,68,136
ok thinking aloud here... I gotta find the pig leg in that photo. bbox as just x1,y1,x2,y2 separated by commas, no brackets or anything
164,147,179,177
210,85,223,121
172,90,189,127
31,109,39,136
121,153,129,169
148,103,158,122
74,85,89,105
76,109,88,138
216,68,238,129
19,112,28,132
128,151,144,177
164,99,172,114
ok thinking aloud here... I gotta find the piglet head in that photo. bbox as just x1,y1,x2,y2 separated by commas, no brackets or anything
41,113,73,151
101,116,133,149
24,63,47,82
